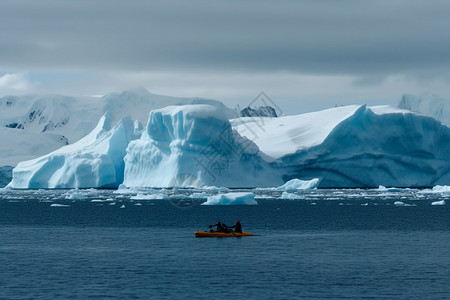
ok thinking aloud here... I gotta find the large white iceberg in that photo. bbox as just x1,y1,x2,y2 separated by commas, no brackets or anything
123,105,280,188
8,114,137,188
234,105,450,188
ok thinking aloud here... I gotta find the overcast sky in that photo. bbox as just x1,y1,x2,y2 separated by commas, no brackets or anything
1,0,450,113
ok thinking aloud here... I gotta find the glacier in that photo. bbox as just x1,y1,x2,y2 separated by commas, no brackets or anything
8,102,450,189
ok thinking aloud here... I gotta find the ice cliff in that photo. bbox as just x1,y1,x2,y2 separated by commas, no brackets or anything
9,114,137,189
8,103,450,189
123,105,279,188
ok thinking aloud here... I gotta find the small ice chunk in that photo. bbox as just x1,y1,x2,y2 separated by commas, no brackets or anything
130,194,169,200
190,192,211,199
431,200,445,206
202,186,230,193
377,185,403,192
120,205,125,208
281,192,304,200
394,201,416,206
64,191,87,200
432,186,450,193
50,204,70,207
420,185,450,194
276,178,320,191
202,192,257,205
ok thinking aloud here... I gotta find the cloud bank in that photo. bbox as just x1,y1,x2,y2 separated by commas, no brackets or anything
1,0,450,112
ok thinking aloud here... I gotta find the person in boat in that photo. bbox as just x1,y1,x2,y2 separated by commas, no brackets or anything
228,220,242,233
209,221,228,233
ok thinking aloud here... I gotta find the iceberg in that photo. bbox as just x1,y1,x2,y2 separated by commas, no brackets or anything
235,105,450,188
202,192,257,205
430,185,450,193
276,178,319,191
8,114,137,188
419,185,450,194
431,200,445,206
123,105,280,188
9,103,450,189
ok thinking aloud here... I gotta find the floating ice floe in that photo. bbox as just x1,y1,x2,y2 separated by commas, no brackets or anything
394,201,416,207
50,203,70,207
431,200,445,206
202,192,257,205
281,192,305,200
64,191,87,200
419,185,450,194
190,192,211,199
130,193,169,200
376,185,404,192
276,178,320,191
431,186,450,193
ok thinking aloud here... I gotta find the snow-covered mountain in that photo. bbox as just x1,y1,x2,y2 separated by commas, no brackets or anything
0,88,236,168
9,103,450,189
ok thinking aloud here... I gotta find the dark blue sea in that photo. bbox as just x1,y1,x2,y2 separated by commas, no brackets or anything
1,188,450,299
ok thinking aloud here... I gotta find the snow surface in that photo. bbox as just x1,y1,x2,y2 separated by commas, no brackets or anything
201,192,257,205
231,105,361,160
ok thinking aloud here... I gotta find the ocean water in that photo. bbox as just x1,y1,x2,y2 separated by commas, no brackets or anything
1,188,450,299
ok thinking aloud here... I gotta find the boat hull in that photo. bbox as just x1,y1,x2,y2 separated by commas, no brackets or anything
195,231,253,238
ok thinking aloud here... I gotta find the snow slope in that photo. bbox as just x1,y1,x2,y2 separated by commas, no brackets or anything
231,105,361,160
8,114,137,189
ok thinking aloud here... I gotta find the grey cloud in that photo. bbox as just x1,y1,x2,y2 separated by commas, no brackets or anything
1,0,450,78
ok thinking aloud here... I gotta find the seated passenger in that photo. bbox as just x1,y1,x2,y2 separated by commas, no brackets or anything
229,220,242,233
209,221,226,232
